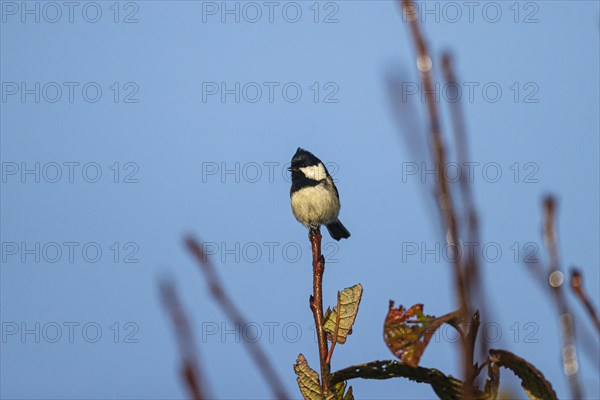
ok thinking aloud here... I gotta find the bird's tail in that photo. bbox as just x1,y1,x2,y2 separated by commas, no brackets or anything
326,220,351,241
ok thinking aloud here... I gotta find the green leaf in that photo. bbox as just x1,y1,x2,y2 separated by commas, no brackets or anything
330,360,488,400
330,381,353,400
483,360,500,400
384,302,461,367
330,381,346,400
323,284,363,344
489,349,557,400
342,386,354,400
293,354,335,400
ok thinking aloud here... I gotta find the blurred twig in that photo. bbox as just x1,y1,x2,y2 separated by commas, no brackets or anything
185,236,290,400
400,0,468,318
441,52,490,363
570,268,600,334
542,196,583,399
160,279,209,400
308,227,331,393
400,0,471,392
543,197,560,272
440,53,481,309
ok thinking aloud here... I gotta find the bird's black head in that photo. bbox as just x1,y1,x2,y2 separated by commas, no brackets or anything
289,148,322,171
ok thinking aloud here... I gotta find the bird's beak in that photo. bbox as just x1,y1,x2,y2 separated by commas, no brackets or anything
288,167,296,172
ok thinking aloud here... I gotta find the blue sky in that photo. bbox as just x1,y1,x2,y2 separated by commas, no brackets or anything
1,1,599,399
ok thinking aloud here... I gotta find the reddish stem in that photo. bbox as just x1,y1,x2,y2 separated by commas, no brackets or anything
326,291,342,365
309,227,330,393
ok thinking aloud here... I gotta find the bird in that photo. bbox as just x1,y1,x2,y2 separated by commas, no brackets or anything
289,148,351,241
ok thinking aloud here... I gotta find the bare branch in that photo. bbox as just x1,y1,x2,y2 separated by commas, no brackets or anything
185,236,290,400
541,196,583,399
400,0,468,319
570,268,600,334
400,0,471,392
331,360,476,399
159,279,209,400
440,52,491,366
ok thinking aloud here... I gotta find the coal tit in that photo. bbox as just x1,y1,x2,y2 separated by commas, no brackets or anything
289,148,350,241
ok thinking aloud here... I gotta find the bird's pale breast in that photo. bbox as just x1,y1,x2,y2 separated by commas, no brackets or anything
290,182,340,226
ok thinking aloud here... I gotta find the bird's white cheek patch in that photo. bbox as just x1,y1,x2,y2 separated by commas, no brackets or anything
299,164,327,181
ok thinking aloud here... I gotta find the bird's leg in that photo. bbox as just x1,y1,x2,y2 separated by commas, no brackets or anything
308,224,320,239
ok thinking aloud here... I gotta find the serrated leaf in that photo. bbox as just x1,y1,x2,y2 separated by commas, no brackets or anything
323,284,363,344
489,349,557,400
293,354,335,400
384,302,460,367
484,360,500,399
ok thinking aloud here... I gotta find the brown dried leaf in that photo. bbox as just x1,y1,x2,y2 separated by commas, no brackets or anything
384,302,460,367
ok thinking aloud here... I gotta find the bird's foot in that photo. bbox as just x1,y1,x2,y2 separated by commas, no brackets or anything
308,224,320,239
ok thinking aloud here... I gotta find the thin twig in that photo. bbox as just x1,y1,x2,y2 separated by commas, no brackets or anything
400,0,471,392
570,268,600,334
441,52,491,368
440,53,483,309
400,0,468,319
326,291,342,365
543,197,560,272
542,196,583,399
185,236,290,400
159,279,208,400
308,227,331,393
